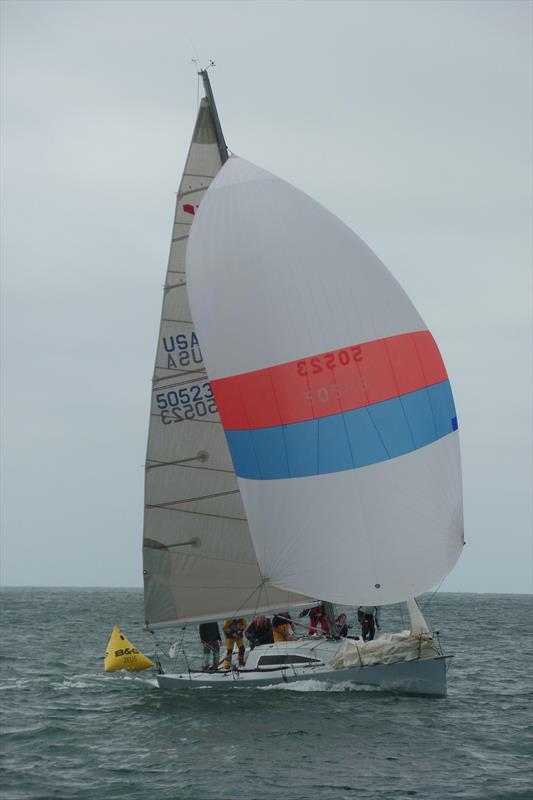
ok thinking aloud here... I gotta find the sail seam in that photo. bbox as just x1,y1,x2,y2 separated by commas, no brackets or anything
410,333,439,438
149,413,220,425
151,552,262,567
145,506,246,522
146,489,240,508
164,282,186,291
333,363,357,470
146,455,206,469
181,172,216,180
152,370,208,386
267,367,291,477
179,186,210,198
383,338,416,451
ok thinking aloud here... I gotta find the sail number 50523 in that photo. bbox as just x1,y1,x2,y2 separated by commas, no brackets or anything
155,382,217,424
296,346,362,377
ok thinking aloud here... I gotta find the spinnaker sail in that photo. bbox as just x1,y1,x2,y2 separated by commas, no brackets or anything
186,157,464,607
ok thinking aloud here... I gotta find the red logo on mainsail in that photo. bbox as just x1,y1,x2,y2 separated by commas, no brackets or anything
183,204,198,215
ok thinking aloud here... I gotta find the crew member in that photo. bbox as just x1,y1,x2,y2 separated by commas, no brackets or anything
199,621,221,672
272,612,295,642
299,603,330,636
245,615,274,649
222,617,247,669
335,613,350,637
358,606,380,641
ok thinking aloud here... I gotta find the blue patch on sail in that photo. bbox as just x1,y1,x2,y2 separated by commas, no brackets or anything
226,379,457,480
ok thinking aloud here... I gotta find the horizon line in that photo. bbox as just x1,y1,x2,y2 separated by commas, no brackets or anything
1,584,531,596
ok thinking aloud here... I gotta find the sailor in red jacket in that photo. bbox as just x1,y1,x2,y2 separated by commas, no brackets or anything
299,603,330,636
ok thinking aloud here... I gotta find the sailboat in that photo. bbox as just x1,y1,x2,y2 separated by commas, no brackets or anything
142,69,463,696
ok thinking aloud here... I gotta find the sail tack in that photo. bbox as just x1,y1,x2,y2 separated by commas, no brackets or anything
186,157,464,607
143,102,311,628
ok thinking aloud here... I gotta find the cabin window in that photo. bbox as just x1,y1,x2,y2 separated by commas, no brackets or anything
257,654,321,666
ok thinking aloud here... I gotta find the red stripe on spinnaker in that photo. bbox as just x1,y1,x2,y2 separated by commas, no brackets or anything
211,330,447,431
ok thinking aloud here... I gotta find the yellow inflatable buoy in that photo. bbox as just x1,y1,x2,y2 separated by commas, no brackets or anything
104,626,155,672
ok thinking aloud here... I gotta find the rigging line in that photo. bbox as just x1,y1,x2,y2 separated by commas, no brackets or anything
160,318,193,323
179,624,192,675
253,580,265,619
226,580,270,620
195,60,200,109
246,582,294,675
419,578,446,613
146,489,240,508
148,630,173,674
260,582,288,665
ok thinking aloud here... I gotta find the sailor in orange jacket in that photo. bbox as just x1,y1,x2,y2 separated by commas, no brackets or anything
222,617,248,669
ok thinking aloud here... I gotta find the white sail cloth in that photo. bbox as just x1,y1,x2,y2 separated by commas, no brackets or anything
186,156,464,607
407,597,430,635
330,632,439,669
143,106,311,628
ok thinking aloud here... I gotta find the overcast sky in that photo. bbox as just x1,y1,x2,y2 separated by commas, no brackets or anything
1,0,531,593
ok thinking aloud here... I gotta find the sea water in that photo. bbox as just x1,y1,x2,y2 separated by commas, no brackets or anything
1,589,531,800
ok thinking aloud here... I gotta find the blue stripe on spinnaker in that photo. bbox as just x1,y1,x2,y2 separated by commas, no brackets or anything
225,380,457,480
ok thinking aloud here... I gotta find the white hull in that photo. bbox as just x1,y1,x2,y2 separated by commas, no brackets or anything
156,639,450,696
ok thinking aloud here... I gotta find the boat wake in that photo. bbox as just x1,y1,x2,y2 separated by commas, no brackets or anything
0,671,160,694
258,679,381,693
51,672,160,691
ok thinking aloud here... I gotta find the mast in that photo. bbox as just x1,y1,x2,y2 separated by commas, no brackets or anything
199,68,228,165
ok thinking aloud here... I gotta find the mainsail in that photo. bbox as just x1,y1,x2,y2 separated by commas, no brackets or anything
143,77,311,628
187,157,464,607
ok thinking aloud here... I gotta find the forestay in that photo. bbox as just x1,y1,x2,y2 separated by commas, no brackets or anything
186,157,464,607
143,98,311,628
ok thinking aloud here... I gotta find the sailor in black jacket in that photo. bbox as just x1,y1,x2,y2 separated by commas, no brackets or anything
199,621,221,671
245,616,274,649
